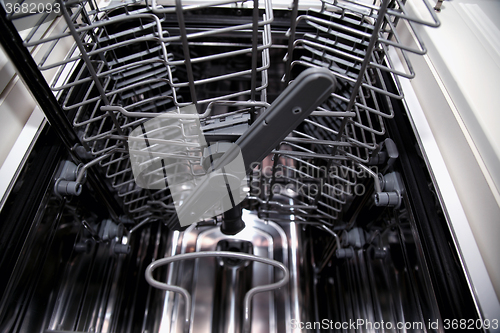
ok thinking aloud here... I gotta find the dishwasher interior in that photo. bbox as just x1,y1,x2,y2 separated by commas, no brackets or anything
0,0,485,332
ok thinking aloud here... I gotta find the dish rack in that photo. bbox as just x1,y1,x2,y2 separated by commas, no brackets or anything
251,0,439,223
2,0,438,227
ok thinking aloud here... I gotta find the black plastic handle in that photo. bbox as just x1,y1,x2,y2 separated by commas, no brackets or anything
213,67,337,173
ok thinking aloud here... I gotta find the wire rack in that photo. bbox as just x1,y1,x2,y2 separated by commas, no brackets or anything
253,0,439,224
285,0,439,156
3,0,438,227
5,0,272,225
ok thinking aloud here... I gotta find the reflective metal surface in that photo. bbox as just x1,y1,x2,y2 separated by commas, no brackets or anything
145,251,290,333
151,210,299,333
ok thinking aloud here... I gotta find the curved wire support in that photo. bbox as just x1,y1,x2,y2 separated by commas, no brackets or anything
356,162,382,193
145,251,290,333
149,0,274,28
102,100,270,119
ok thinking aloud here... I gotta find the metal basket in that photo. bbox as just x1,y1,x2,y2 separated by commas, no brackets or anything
2,0,438,226
254,0,439,223
4,0,273,225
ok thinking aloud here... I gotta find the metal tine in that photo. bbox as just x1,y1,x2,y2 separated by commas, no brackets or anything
24,0,272,126
59,1,126,138
275,0,394,221
250,197,318,211
149,0,274,28
283,0,434,119
289,59,404,100
285,156,357,188
322,0,440,28
165,24,272,105
316,2,427,55
24,10,164,48
31,2,272,112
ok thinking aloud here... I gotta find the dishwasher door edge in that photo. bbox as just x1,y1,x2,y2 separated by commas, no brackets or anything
388,46,500,327
0,106,46,211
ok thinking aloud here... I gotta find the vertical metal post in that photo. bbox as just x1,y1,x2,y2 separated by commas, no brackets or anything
333,0,391,145
58,0,126,138
176,0,199,112
284,0,300,82
250,0,259,103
